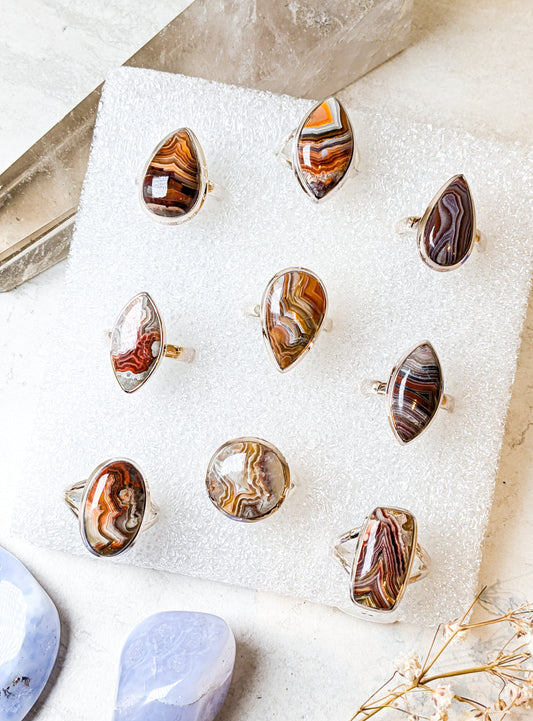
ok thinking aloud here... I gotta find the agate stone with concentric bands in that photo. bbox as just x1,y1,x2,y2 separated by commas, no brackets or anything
206,438,290,522
82,459,147,557
351,507,416,611
262,267,327,372
295,97,354,200
388,341,443,444
141,128,203,219
419,174,475,270
110,292,163,393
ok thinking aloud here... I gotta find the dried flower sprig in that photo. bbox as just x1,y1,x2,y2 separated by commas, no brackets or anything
350,588,533,721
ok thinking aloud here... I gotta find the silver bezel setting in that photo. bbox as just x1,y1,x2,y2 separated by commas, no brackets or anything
205,436,291,523
68,457,155,558
110,291,166,394
385,340,444,446
347,507,419,621
291,97,359,204
138,127,209,226
416,174,477,272
259,266,329,373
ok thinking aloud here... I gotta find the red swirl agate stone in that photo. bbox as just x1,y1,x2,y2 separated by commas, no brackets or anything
351,507,416,611
295,97,354,201
142,129,202,219
110,292,164,393
419,175,475,269
82,460,147,557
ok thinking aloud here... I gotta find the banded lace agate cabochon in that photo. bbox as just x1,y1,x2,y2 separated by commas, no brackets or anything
389,342,443,444
206,438,290,521
351,507,416,611
296,97,354,200
111,292,163,393
113,611,235,721
0,546,60,721
142,129,202,218
263,268,327,372
83,460,147,557
421,175,475,268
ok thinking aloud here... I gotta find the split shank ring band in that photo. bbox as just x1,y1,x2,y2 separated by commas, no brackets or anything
334,506,430,621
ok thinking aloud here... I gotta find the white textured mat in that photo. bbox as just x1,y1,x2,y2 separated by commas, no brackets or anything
15,68,532,625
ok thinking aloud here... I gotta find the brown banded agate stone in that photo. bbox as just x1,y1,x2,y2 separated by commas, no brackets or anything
419,175,475,270
111,292,163,393
142,128,203,219
82,460,147,557
206,438,290,522
388,342,443,445
351,507,416,611
295,97,354,201
262,268,327,372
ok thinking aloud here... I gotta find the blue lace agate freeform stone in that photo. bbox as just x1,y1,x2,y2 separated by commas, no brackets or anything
0,546,60,721
114,611,236,721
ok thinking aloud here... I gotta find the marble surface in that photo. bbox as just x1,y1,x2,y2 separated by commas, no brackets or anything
0,1,532,720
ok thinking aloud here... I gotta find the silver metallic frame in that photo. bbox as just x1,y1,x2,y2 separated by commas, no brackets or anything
64,457,158,558
246,266,332,373
205,436,294,523
334,507,430,621
397,174,485,272
361,340,455,446
110,291,194,394
278,97,360,203
138,127,212,225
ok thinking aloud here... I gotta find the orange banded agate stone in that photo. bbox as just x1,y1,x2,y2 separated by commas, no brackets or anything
295,97,355,201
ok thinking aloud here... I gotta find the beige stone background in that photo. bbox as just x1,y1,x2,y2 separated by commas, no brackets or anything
0,1,532,719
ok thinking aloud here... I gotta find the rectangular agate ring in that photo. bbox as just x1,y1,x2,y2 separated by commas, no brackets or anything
350,507,417,613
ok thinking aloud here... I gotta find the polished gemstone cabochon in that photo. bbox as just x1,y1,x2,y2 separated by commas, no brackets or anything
206,438,290,522
114,611,235,721
419,174,475,270
388,341,443,444
0,546,60,721
82,459,147,557
351,507,416,611
295,97,354,200
141,128,203,220
262,267,327,372
111,292,163,393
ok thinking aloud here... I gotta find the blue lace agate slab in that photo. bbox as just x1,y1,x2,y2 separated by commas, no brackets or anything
0,546,60,720
114,611,235,721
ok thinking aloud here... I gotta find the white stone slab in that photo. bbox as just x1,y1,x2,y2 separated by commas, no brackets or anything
13,67,533,625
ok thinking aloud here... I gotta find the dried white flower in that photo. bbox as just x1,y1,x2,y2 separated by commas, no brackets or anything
432,685,454,711
395,653,422,682
442,621,460,641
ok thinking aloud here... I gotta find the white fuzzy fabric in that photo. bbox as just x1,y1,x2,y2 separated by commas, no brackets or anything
14,67,533,625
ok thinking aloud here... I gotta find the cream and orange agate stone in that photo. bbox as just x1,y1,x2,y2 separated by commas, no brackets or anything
82,460,147,557
206,438,290,522
262,268,327,372
295,97,354,200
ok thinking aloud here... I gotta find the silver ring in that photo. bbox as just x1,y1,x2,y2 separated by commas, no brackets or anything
334,506,430,621
110,291,195,393
397,174,486,272
139,127,221,225
361,340,454,445
205,437,293,522
64,458,158,558
245,267,332,373
278,97,359,202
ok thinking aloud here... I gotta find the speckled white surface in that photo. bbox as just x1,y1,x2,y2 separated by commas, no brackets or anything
2,2,533,720
12,67,533,625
